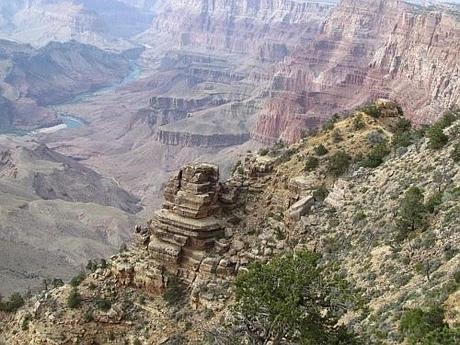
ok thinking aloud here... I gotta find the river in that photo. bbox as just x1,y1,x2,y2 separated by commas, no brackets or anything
35,61,142,134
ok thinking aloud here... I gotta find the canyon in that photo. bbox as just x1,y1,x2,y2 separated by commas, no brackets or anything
0,0,459,305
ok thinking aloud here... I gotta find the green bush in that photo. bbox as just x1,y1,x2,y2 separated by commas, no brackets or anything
400,307,459,344
258,148,269,156
70,273,85,287
314,144,329,156
360,103,381,118
322,114,341,131
234,251,360,344
438,109,459,129
400,307,444,340
352,114,365,130
86,260,97,273
84,310,94,322
95,298,112,311
392,131,413,148
394,118,412,133
21,313,32,331
428,124,448,149
397,187,426,239
452,143,460,162
328,151,352,177
67,288,82,309
304,156,319,172
163,276,187,306
313,185,329,201
0,292,25,312
425,191,443,214
361,142,390,168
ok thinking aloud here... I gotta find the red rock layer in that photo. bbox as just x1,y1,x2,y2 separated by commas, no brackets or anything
144,0,335,61
253,0,460,143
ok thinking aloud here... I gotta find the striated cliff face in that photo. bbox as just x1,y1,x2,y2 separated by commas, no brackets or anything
143,0,336,60
252,0,460,143
370,9,460,123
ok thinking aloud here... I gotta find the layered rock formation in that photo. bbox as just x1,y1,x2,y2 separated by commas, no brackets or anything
144,0,336,60
253,0,460,143
115,163,235,290
371,8,460,123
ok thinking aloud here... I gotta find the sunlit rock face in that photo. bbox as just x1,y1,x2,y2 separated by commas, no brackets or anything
143,0,336,60
252,0,460,144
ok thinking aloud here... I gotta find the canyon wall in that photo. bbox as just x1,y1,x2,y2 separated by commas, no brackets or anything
370,8,460,123
252,0,460,143
144,0,336,60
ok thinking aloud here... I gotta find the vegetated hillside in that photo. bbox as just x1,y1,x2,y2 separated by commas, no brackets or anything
0,101,458,344
0,136,142,297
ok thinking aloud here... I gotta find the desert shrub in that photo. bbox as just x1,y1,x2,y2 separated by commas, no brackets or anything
163,276,187,306
367,130,386,145
438,109,459,129
0,292,25,312
84,310,94,322
428,124,448,149
360,103,381,118
314,144,329,156
400,306,459,344
100,259,107,269
304,156,319,172
332,129,343,143
313,185,329,201
361,141,390,168
234,251,360,344
86,260,97,272
392,131,413,148
397,187,426,239
21,313,32,331
70,273,85,287
353,211,367,223
52,278,64,289
322,114,340,131
352,114,365,130
258,148,269,156
452,143,460,162
95,298,111,311
425,191,443,214
328,151,352,177
394,118,412,133
392,118,413,148
67,288,82,309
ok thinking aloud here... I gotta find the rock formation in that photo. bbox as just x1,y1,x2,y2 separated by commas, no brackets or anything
118,163,235,290
252,0,460,144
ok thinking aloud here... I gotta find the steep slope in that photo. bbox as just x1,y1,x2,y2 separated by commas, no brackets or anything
0,39,136,131
0,136,142,296
1,102,458,344
253,0,460,143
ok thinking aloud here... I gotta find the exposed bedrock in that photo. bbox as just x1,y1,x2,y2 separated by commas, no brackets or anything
143,0,335,59
251,0,460,144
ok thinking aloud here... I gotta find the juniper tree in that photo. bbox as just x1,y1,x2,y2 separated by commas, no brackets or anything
397,187,426,238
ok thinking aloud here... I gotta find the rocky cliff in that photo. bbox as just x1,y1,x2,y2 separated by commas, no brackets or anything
252,0,460,143
1,103,458,344
144,0,336,60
